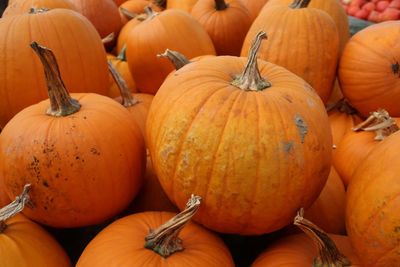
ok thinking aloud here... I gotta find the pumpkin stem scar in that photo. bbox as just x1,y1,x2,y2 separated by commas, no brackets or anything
295,114,308,143
0,184,32,233
290,0,312,9
215,0,229,11
157,49,191,71
231,31,271,91
294,208,352,267
30,42,81,117
144,194,201,257
107,61,139,107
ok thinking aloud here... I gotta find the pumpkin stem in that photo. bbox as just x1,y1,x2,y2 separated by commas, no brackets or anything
231,31,271,91
294,208,352,267
326,98,358,114
117,44,127,61
144,194,201,258
144,6,159,21
215,0,229,10
0,184,32,234
290,0,312,8
352,109,399,141
29,7,49,14
30,42,81,117
120,7,138,21
157,49,191,70
102,32,115,45
107,61,139,107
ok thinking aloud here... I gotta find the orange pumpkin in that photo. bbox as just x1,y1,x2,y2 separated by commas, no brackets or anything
346,130,400,266
240,0,269,20
115,13,145,54
167,0,198,12
147,32,332,235
191,0,252,56
2,0,77,17
77,196,235,266
0,8,109,128
241,0,339,103
125,7,216,94
0,43,145,228
252,210,361,266
339,21,400,117
0,185,72,267
119,0,162,24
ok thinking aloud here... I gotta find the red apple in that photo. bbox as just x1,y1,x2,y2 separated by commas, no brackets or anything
381,7,400,20
355,8,370,19
368,10,383,22
376,0,390,12
362,2,376,12
348,5,361,16
389,0,400,9
350,0,367,7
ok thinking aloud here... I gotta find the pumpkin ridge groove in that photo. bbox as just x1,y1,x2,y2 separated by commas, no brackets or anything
373,243,400,266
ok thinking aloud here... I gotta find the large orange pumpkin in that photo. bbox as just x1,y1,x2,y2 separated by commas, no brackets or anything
115,13,145,54
0,185,72,267
125,7,216,94
0,8,109,128
77,195,235,266
339,21,400,117
346,130,400,266
241,0,339,103
2,0,77,17
147,32,332,235
0,43,145,228
119,0,162,24
240,0,270,21
166,0,198,13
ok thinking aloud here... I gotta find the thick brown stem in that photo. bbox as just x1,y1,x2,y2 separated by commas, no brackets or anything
144,195,201,257
215,0,228,10
107,61,139,107
144,6,158,21
290,0,312,8
294,209,351,267
352,109,399,141
119,7,138,20
102,32,115,45
29,7,49,14
157,49,191,70
0,184,32,233
30,42,81,116
231,31,271,91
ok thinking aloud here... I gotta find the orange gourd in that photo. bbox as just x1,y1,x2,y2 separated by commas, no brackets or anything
0,8,109,128
147,32,332,235
2,0,77,17
115,13,145,54
166,0,198,13
240,0,269,20
0,43,145,228
119,0,162,24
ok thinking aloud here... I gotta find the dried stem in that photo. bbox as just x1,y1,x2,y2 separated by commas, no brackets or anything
0,184,32,233
107,61,139,107
144,195,201,257
144,6,159,21
30,42,81,116
102,32,115,45
29,7,49,14
117,44,127,61
157,49,191,70
120,7,138,21
290,0,312,8
294,209,351,267
231,31,271,91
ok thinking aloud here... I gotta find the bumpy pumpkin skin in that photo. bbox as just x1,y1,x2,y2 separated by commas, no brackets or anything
76,212,235,267
2,0,77,17
0,93,146,228
339,21,400,117
147,56,332,235
346,131,400,266
241,4,339,103
0,9,109,128
0,214,72,267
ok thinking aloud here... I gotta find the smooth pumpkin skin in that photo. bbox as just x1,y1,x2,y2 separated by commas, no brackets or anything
125,9,216,94
0,93,146,228
115,15,143,54
240,0,269,21
191,0,252,56
339,21,400,117
0,214,72,267
251,232,361,266
241,4,339,104
77,211,235,267
167,0,198,13
147,56,332,235
2,0,77,17
0,9,109,128
346,131,400,266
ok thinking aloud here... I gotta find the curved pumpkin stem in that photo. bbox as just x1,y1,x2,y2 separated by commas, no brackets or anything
107,61,139,107
0,184,32,233
144,194,201,258
144,6,159,21
231,31,271,91
215,0,229,10
102,32,115,45
157,49,191,70
352,109,399,141
117,44,127,61
120,7,138,21
290,0,312,9
294,209,351,267
31,42,81,116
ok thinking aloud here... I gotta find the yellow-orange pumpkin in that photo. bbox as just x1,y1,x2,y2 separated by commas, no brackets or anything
2,0,77,17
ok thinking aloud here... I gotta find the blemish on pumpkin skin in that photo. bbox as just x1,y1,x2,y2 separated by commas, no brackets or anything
392,62,399,76
294,114,308,144
282,141,294,153
394,226,400,233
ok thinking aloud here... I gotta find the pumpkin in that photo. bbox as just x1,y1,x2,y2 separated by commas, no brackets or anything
0,185,72,267
119,0,162,24
191,0,252,56
339,21,400,117
77,195,235,266
0,183,10,208
125,7,216,94
147,32,332,235
266,0,349,54
2,0,77,17
241,0,339,104
166,0,198,13
333,109,399,187
113,0,127,6
240,0,269,21
0,8,109,128
346,130,400,266
115,12,145,54
0,43,145,228
252,210,361,266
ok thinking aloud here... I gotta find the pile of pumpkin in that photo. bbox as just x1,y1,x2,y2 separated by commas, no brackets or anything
0,0,399,266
